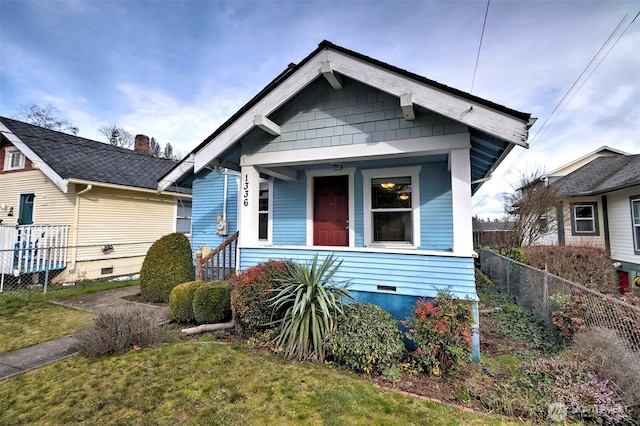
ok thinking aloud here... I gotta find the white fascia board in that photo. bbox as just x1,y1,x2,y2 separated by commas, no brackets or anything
242,133,470,167
158,154,195,193
193,56,324,173
325,50,530,147
0,122,68,193
193,47,528,174
68,178,192,198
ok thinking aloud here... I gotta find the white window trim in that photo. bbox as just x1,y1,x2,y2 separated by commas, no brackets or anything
361,166,421,249
174,199,192,237
572,203,596,234
631,197,640,253
256,178,273,245
305,168,356,247
4,147,25,171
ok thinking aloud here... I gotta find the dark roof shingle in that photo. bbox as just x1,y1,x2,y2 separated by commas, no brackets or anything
1,117,183,192
552,154,640,196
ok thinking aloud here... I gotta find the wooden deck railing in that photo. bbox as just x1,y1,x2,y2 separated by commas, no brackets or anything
195,231,239,282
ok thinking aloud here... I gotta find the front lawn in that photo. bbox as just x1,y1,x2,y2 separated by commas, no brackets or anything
0,341,524,425
0,280,138,353
0,297,94,354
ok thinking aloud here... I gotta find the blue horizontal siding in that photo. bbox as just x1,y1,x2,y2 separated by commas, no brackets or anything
420,163,453,250
272,173,306,245
191,170,239,255
239,247,476,300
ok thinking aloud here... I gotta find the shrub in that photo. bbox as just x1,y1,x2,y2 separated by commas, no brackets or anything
169,281,206,322
551,296,587,343
499,247,527,263
231,260,287,337
404,290,474,376
326,303,404,374
140,233,193,302
570,328,640,417
193,281,233,324
270,254,352,361
75,306,173,357
521,358,629,424
524,245,617,294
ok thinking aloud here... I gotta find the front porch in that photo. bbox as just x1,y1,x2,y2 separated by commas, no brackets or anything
0,224,69,278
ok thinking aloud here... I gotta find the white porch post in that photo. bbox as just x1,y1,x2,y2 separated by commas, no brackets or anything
450,148,473,255
239,165,260,247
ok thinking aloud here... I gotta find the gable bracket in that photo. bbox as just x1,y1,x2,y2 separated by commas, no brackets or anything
254,115,281,136
321,61,343,90
400,93,415,121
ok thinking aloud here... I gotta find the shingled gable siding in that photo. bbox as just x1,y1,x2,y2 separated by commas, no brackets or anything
241,77,468,155
190,169,239,255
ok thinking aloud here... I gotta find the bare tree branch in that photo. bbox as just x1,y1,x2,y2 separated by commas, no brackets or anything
98,124,133,148
17,104,79,135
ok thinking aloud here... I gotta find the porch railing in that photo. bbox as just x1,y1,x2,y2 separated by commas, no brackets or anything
195,231,239,282
0,224,69,275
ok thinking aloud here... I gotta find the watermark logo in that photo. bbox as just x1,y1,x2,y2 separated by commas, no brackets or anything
548,402,567,422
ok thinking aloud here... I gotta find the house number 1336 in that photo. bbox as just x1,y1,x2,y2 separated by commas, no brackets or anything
243,174,249,206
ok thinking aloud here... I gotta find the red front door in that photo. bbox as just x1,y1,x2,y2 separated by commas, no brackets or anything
314,175,348,246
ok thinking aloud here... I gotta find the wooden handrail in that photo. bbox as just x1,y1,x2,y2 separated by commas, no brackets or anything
195,231,239,282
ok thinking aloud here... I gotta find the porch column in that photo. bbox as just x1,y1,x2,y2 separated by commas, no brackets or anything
450,148,473,255
239,165,260,247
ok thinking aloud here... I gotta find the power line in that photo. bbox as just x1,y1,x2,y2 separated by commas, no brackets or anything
472,11,637,212
470,0,490,94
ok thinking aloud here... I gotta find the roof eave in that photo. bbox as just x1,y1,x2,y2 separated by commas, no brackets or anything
0,121,69,193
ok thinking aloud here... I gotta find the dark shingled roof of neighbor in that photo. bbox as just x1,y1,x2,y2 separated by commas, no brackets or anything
0,116,187,193
552,154,640,196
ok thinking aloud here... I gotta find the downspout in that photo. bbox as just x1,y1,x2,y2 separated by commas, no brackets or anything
70,184,92,272
223,175,228,221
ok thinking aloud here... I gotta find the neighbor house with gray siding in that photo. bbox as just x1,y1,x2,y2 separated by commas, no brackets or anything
159,41,534,358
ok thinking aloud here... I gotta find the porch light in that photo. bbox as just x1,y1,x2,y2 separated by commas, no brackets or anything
399,193,410,201
380,182,395,189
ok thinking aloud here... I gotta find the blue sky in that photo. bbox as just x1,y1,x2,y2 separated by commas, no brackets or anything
1,0,638,219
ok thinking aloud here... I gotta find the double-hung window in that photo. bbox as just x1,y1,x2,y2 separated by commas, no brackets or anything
570,202,598,235
176,200,192,235
3,147,25,171
362,166,421,248
632,196,640,254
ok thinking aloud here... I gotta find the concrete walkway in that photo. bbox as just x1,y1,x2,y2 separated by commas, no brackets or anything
0,285,170,381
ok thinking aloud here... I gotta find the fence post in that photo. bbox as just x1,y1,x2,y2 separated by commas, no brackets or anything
542,264,549,325
43,247,51,295
505,258,510,294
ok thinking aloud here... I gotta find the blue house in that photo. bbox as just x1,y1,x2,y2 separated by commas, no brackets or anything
159,41,534,357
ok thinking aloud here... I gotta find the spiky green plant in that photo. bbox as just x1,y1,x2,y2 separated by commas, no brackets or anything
269,254,351,362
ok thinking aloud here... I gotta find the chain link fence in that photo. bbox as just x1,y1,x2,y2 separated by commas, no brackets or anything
480,249,640,363
0,241,155,294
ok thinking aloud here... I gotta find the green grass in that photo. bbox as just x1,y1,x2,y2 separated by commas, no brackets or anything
0,341,527,425
0,280,138,354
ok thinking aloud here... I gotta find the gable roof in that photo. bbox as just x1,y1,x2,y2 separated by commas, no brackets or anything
159,40,533,194
545,145,630,180
0,116,188,195
552,154,640,196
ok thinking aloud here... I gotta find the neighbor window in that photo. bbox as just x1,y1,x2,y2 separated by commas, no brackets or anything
3,147,25,171
632,196,640,254
258,179,272,242
570,202,598,235
361,166,421,248
175,200,192,235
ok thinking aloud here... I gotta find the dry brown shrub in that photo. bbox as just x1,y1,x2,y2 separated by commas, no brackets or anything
524,245,617,293
569,328,640,416
75,306,175,357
